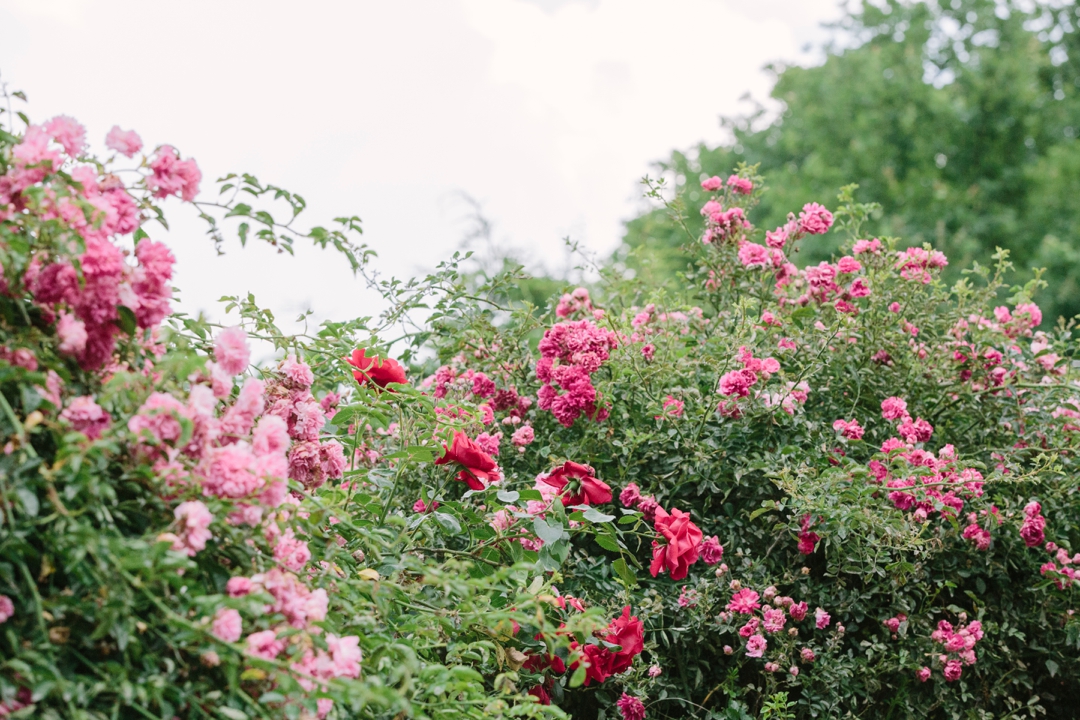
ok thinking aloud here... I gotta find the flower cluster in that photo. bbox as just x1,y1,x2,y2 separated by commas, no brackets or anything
225,569,360,716
1039,541,1080,589
719,583,831,668
882,612,907,638
719,346,780,398
11,119,181,370
961,508,999,551
928,615,983,682
701,202,750,244
536,319,618,427
265,354,347,492
1020,501,1046,547
895,246,948,284
556,286,603,319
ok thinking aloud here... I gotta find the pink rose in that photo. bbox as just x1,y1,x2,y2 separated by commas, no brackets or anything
649,507,703,580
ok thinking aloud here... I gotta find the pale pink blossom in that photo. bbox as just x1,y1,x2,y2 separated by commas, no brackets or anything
852,238,882,255
147,145,202,201
60,396,111,439
280,354,314,388
211,608,242,643
511,424,535,447
105,126,143,157
745,634,767,657
246,630,285,660
880,397,909,421
274,529,311,571
727,175,753,194
44,115,86,157
57,313,88,355
226,577,253,597
173,500,213,556
214,326,250,375
327,634,362,678
799,203,834,235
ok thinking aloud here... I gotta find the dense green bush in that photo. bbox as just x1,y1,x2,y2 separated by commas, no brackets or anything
2,94,1080,720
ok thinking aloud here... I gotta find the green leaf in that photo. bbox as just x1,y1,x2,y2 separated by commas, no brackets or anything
497,490,520,504
217,709,249,720
613,558,638,587
16,488,38,517
1047,659,1059,678
116,306,138,335
583,507,615,523
595,534,621,553
385,446,434,463
533,517,568,544
433,512,461,534
789,306,816,328
568,663,588,688
748,503,776,521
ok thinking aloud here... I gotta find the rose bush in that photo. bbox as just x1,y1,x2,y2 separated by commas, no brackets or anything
1,93,1079,720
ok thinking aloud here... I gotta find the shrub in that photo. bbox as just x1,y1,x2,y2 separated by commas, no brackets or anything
1,98,1078,720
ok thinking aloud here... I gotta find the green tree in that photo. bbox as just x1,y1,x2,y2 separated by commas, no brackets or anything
619,0,1080,323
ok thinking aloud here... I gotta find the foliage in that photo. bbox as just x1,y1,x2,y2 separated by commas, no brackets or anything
3,90,1080,720
619,0,1080,325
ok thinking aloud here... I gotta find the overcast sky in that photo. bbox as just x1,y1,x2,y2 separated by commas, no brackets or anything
0,0,843,329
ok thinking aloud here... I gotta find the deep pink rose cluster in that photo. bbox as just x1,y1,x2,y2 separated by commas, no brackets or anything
536,319,618,427
930,616,983,682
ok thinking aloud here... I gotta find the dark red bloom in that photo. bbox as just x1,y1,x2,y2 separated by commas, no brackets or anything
649,507,703,580
798,531,821,554
539,461,612,506
528,683,551,705
434,430,500,491
523,650,567,675
347,348,407,389
798,514,821,554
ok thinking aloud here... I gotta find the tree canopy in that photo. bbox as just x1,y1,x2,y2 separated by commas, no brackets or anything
620,0,1080,324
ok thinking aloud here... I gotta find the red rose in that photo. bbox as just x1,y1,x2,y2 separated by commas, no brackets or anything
528,683,552,705
434,431,500,491
602,605,644,674
347,348,407,389
569,605,644,685
539,461,612,506
523,650,567,675
797,530,821,554
649,507,703,580
578,643,613,685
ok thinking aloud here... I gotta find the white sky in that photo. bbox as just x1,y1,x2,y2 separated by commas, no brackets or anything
0,0,843,329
